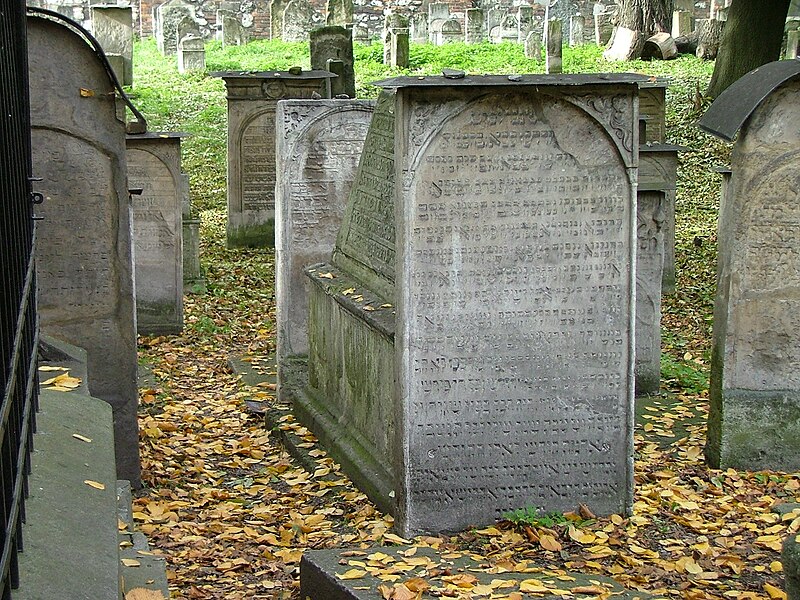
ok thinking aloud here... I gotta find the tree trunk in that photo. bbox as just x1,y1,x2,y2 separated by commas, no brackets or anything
604,0,674,60
706,0,790,98
696,18,725,59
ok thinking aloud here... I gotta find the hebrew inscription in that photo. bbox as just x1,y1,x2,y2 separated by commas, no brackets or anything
403,91,634,530
239,109,277,213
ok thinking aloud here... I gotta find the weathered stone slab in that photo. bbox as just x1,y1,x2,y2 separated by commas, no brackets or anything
705,74,800,471
282,0,318,41
219,9,249,46
785,533,800,600
28,14,140,485
127,133,186,335
465,8,485,43
275,99,374,372
546,19,563,73
326,0,352,27
310,26,356,98
90,5,133,86
295,75,640,536
178,34,205,73
154,0,195,55
300,546,655,600
213,69,335,247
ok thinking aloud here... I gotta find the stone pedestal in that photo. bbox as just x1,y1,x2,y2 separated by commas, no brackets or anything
127,133,187,335
90,5,133,86
310,26,355,98
178,34,205,73
213,69,335,247
288,74,643,536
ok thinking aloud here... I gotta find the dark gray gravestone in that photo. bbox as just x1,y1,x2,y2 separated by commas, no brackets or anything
291,75,641,536
90,5,133,86
213,69,335,247
28,15,140,485
700,64,800,471
310,26,355,98
275,100,375,394
325,0,352,27
546,19,563,73
127,133,186,335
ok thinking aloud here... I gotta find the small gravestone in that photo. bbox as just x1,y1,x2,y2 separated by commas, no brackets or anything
383,13,409,66
90,5,133,86
270,0,287,38
127,133,187,335
326,0,352,27
352,24,370,44
310,26,356,98
787,29,800,59
699,61,800,471
275,99,374,390
672,10,693,38
428,2,449,22
465,8,485,43
546,19,563,73
28,14,140,485
439,18,461,44
569,13,585,46
214,69,335,247
155,0,195,55
282,0,317,42
291,74,641,535
178,34,205,72
410,13,428,43
219,10,249,46
525,29,541,59
490,14,518,43
486,8,503,33
517,5,534,43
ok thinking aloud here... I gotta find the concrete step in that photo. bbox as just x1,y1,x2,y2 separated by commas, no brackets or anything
16,389,121,600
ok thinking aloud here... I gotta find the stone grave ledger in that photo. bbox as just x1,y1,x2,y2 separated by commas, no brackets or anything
214,70,335,248
292,76,641,536
127,133,187,335
275,99,375,387
27,15,140,486
699,63,800,472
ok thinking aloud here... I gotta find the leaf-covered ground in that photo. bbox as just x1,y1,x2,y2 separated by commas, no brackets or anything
132,42,799,599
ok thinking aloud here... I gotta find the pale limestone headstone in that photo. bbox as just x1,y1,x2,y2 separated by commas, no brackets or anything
525,29,541,59
490,14,518,44
702,68,800,471
90,5,133,86
439,18,461,44
270,0,287,38
27,14,140,485
214,70,335,247
383,13,408,64
310,26,355,97
465,8,485,43
428,2,449,22
672,10,693,38
546,19,563,73
275,100,375,388
787,30,800,59
155,0,195,55
127,133,185,335
282,0,318,42
517,5,533,43
486,7,503,33
219,10,249,46
569,13,585,46
178,34,205,73
326,0,352,27
410,13,428,43
293,75,641,536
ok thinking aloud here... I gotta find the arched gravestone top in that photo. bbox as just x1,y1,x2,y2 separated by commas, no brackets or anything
27,14,140,485
699,60,800,142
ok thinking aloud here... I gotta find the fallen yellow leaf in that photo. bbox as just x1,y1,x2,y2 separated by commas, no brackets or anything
84,480,106,490
336,568,367,580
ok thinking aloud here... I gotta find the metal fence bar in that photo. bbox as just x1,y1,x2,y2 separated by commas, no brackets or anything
0,0,39,596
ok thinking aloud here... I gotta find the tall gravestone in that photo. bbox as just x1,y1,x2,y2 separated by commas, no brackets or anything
546,19,563,73
155,0,195,55
289,75,641,536
310,26,356,98
699,61,800,471
410,13,428,43
214,69,335,247
127,133,187,335
326,0,352,26
270,0,287,38
517,5,533,43
465,8,485,43
27,15,140,485
90,5,133,86
275,100,375,393
219,9,249,46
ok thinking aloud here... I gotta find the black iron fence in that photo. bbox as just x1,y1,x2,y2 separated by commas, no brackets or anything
0,0,40,597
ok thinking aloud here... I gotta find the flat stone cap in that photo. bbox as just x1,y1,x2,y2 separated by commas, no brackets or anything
371,72,652,88
210,69,336,80
698,59,800,142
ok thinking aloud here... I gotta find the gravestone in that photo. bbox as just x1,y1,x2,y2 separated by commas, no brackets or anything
282,0,317,41
155,0,195,55
391,31,410,66
127,133,187,335
785,534,800,600
517,5,534,43
699,61,800,471
546,19,563,73
90,5,133,86
352,24,370,44
486,8,503,34
465,8,485,43
525,29,542,59
672,10,693,38
270,0,287,38
214,69,335,247
178,34,205,72
787,29,800,59
570,13,585,46
410,13,428,43
310,26,356,98
326,0,352,26
428,2,449,22
490,14,518,44
290,74,641,536
383,13,409,65
549,0,578,23
27,15,140,485
219,9,249,46
275,100,375,391
439,18,462,44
